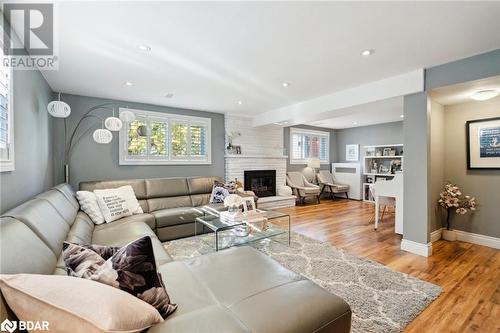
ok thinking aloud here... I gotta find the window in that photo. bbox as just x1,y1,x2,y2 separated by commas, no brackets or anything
119,108,211,165
290,128,329,164
0,47,14,172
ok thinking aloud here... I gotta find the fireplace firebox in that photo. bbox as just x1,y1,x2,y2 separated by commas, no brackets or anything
244,170,276,198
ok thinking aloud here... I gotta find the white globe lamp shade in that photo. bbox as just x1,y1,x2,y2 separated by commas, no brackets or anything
47,100,71,118
104,116,123,131
119,110,136,122
93,129,113,144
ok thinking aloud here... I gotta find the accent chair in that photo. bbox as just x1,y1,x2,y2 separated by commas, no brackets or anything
317,170,350,199
286,172,321,204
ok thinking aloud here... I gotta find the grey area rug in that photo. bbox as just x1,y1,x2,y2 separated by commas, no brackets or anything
163,232,442,333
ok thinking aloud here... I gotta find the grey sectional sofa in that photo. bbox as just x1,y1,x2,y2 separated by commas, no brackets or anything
0,177,351,333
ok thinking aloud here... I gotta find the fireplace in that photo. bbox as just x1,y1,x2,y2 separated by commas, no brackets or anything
244,170,276,198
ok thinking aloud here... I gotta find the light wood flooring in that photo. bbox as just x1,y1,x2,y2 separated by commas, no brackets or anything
276,199,500,333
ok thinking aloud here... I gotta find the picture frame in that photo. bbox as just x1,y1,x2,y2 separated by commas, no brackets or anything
345,144,359,161
466,117,500,169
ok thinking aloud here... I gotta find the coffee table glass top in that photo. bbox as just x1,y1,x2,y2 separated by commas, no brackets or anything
195,207,291,251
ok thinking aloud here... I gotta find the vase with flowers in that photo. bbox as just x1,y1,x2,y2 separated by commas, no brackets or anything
437,183,477,241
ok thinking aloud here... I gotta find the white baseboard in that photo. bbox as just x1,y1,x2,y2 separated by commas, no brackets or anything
401,239,433,257
430,228,442,243
430,228,500,249
455,230,500,249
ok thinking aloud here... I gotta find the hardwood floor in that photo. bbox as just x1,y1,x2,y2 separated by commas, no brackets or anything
276,199,500,333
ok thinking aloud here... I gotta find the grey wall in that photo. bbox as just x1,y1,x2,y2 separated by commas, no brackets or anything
442,97,500,238
403,92,430,244
283,124,336,172
53,94,225,190
428,100,446,233
0,68,54,213
335,122,403,163
426,49,500,90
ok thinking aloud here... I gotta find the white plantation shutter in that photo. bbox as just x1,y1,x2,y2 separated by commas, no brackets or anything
290,128,329,164
0,47,14,172
119,108,211,165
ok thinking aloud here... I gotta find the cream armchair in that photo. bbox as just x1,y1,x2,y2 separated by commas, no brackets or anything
286,172,321,204
317,170,350,199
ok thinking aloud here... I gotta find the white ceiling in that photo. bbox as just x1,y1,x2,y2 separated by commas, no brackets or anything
429,75,500,106
32,2,500,123
307,97,404,129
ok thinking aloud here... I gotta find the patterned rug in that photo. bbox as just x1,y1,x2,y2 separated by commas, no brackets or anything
163,232,442,333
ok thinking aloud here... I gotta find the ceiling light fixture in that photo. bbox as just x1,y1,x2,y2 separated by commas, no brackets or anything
282,82,291,87
237,100,243,105
360,49,375,56
137,45,151,52
124,81,133,86
470,90,498,101
353,122,358,125
165,93,174,98
400,114,404,118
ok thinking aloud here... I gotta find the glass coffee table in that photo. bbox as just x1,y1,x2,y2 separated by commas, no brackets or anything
195,207,290,251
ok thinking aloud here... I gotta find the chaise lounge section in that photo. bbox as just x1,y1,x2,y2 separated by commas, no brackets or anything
0,177,351,332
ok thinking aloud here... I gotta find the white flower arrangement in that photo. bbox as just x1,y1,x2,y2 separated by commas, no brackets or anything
224,194,243,208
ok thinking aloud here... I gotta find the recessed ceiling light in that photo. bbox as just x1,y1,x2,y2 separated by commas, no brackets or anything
282,82,291,87
137,45,151,52
165,93,174,98
360,49,375,56
353,122,358,125
124,81,133,86
237,100,243,105
470,90,498,101
400,114,404,118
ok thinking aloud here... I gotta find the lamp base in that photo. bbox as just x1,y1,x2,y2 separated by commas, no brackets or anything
64,164,69,184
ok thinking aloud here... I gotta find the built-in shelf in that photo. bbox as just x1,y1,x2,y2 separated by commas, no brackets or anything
225,155,288,159
362,143,403,202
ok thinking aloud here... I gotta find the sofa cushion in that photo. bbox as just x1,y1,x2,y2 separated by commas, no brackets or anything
80,179,147,199
148,304,250,333
37,189,78,226
153,207,204,228
92,221,156,246
187,176,222,195
147,196,192,212
94,213,156,230
0,217,57,275
66,211,95,244
3,198,70,255
190,193,211,207
155,246,351,333
146,178,189,198
0,274,164,333
52,183,80,210
63,236,177,318
92,220,171,266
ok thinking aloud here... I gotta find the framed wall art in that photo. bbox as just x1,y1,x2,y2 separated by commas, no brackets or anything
466,116,500,169
345,144,359,161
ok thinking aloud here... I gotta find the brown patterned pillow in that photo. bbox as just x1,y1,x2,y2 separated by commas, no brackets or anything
62,236,177,318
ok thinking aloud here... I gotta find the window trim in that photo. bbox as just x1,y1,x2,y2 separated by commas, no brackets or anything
0,52,14,172
119,108,211,165
289,127,330,165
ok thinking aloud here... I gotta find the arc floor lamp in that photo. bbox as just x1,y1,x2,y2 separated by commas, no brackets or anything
47,93,136,183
